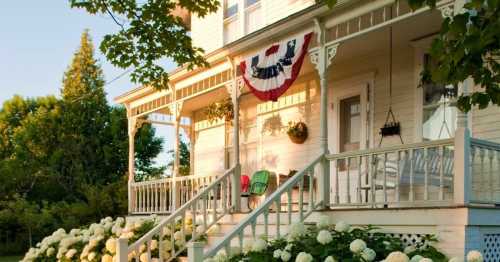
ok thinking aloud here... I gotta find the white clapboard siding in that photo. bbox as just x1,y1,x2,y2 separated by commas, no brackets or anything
190,0,315,54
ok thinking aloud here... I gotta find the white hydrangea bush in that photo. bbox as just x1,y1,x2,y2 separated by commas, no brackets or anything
205,219,484,262
21,215,201,262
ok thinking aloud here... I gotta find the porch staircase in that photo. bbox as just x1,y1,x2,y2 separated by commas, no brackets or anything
117,154,326,262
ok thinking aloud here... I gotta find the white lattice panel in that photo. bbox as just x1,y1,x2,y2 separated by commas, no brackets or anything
385,233,431,247
484,234,500,262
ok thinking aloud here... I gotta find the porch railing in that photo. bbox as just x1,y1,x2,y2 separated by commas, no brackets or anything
118,167,236,262
470,138,500,204
205,154,325,258
129,173,219,214
326,138,456,208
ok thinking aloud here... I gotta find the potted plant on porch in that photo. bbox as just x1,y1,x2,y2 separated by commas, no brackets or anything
205,98,234,124
286,121,308,144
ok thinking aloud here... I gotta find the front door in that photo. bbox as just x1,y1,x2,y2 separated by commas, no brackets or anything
339,96,361,153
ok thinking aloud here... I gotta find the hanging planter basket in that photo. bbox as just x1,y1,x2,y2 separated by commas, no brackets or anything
287,121,308,144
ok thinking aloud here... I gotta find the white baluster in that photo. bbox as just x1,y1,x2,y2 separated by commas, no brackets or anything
396,151,401,203
346,157,351,204
409,150,414,202
383,152,388,204
298,177,304,220
424,147,429,201
439,147,445,201
357,156,362,204
334,161,340,204
276,199,281,238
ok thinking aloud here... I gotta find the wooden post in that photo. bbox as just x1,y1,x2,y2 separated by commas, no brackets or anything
454,78,472,205
230,61,241,212
171,101,183,210
127,116,137,214
116,237,128,262
310,19,339,208
187,242,204,262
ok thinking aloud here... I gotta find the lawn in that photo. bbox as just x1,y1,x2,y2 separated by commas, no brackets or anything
0,256,21,262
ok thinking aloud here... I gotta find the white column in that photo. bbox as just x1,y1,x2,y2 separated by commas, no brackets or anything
454,78,473,205
189,114,196,176
171,101,183,210
127,116,137,214
309,19,340,209
230,76,242,212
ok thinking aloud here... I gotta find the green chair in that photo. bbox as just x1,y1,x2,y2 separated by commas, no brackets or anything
249,170,270,196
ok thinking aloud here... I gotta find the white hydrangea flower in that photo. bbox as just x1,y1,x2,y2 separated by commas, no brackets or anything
349,239,367,253
295,252,314,262
203,259,215,262
251,238,268,252
386,251,410,262
324,256,336,262
285,244,294,251
105,238,117,254
46,247,55,256
94,225,105,236
316,230,333,245
162,240,173,251
102,254,113,262
139,253,148,262
289,222,307,239
214,250,228,262
410,255,424,262
195,225,204,235
274,249,282,259
116,217,125,226
242,239,253,254
281,250,292,262
334,221,350,232
420,258,433,262
173,231,184,241
88,252,97,261
150,239,158,250
65,249,78,259
134,220,143,230
151,258,160,262
362,248,377,262
139,244,147,253
404,245,417,254
317,215,331,229
466,251,483,262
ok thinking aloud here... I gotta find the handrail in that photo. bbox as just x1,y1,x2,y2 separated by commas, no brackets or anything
205,154,325,258
122,166,236,261
131,173,217,186
326,138,454,160
471,138,500,150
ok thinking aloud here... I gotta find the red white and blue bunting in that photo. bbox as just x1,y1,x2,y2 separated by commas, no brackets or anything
239,32,313,102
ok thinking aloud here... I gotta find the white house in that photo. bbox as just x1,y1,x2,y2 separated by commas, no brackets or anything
114,0,500,261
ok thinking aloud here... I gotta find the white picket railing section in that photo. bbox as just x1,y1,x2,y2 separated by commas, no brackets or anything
129,173,219,214
470,138,500,204
326,139,456,207
205,154,325,258
118,167,236,262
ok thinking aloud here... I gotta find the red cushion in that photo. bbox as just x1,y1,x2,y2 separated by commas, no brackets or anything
241,175,250,192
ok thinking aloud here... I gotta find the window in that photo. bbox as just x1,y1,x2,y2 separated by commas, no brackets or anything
224,0,239,44
244,0,262,34
224,0,238,18
340,96,361,152
421,54,458,141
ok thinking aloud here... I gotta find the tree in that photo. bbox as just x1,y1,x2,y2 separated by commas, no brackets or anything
167,135,190,176
68,0,219,88
72,0,500,112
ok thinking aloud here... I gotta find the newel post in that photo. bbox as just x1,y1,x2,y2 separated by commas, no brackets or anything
454,79,472,205
188,242,204,262
310,19,339,209
170,100,184,211
116,237,128,262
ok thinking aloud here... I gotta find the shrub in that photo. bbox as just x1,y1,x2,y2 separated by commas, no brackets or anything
205,216,481,262
21,215,201,262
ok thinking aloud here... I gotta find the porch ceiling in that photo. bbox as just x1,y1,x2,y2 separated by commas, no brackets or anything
330,8,443,66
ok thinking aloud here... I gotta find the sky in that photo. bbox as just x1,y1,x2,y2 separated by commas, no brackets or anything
0,1,177,168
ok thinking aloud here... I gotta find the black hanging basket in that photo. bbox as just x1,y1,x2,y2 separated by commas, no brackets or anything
378,107,403,147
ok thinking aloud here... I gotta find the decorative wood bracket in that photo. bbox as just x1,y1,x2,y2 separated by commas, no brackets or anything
226,77,244,100
309,19,340,76
168,101,184,120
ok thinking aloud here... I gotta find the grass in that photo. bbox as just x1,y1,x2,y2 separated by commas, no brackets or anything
0,256,22,262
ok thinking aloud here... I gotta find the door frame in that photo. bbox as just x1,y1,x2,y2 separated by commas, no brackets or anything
328,72,374,155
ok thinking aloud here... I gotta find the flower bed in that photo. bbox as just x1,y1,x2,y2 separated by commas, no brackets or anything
21,215,202,262
205,217,483,262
